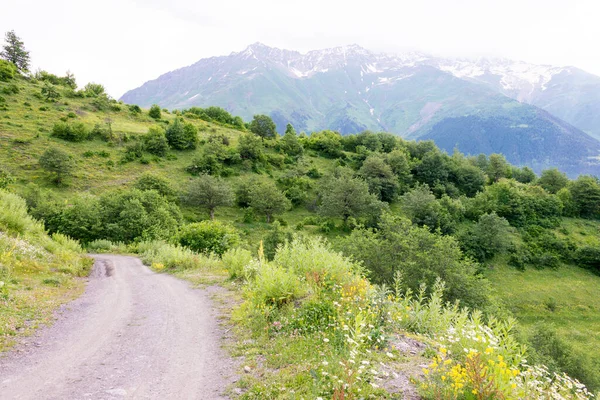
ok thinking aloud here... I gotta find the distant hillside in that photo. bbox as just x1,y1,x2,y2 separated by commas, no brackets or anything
420,109,600,176
120,43,600,176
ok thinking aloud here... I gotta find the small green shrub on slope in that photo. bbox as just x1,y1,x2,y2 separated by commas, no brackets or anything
176,220,240,256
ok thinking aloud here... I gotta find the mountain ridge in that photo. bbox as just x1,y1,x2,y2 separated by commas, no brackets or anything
120,43,600,175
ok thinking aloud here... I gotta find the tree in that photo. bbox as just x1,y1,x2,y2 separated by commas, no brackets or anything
318,174,380,223
512,166,537,184
359,154,398,202
401,185,455,233
487,153,511,182
1,30,30,72
459,213,512,262
238,133,264,161
278,127,304,158
285,123,296,135
538,168,569,194
249,114,277,140
165,118,198,150
41,82,61,101
249,181,291,223
306,130,343,158
39,148,75,184
149,104,162,119
386,149,412,188
569,176,600,218
413,150,451,188
185,174,234,219
452,162,486,197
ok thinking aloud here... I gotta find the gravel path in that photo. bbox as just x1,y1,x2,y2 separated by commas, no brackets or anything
0,254,236,399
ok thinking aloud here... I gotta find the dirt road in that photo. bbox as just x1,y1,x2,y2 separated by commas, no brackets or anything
0,255,236,399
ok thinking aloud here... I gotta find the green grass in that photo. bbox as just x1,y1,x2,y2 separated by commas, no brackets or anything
487,263,600,358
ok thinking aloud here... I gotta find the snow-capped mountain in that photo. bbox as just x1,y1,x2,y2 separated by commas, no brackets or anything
120,43,600,176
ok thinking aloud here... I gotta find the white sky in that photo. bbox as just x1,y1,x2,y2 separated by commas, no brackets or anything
2,0,599,98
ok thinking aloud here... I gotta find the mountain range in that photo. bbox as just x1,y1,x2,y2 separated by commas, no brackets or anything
120,43,600,176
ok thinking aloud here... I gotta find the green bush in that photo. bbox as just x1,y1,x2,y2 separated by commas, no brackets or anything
0,189,45,236
177,220,240,256
86,239,128,253
128,104,142,114
143,126,169,156
51,122,89,142
148,104,161,119
0,60,17,81
133,173,176,200
574,246,600,273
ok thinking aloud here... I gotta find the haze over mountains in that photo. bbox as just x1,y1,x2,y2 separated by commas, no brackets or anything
121,43,600,176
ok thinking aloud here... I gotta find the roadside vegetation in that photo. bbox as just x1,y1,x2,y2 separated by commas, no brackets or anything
2,31,600,398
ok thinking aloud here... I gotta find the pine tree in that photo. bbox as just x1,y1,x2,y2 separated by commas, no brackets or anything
1,31,30,72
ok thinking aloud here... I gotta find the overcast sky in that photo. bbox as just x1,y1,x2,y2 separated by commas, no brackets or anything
2,0,598,98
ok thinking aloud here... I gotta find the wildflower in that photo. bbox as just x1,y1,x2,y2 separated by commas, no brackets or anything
323,338,329,343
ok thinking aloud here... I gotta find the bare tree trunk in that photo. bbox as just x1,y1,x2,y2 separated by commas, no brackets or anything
210,208,215,220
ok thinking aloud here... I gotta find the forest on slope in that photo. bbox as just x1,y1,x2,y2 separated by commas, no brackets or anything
2,33,600,397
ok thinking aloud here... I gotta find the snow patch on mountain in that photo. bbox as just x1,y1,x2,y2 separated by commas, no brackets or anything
436,58,566,92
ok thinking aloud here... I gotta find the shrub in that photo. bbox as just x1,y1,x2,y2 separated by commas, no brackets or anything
41,82,61,101
574,246,600,273
128,104,142,114
86,239,128,253
0,166,14,189
83,82,105,97
133,173,176,200
51,122,89,142
122,142,144,162
148,104,161,119
143,126,169,156
306,130,343,158
262,221,292,260
177,220,240,256
0,59,17,81
0,190,45,236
